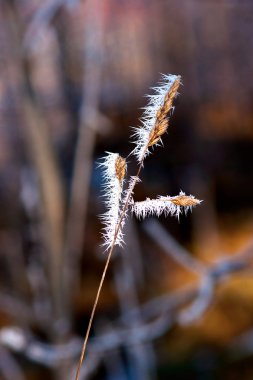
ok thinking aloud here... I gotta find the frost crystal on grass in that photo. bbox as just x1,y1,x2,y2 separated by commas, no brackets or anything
132,74,181,163
99,152,126,250
133,191,201,220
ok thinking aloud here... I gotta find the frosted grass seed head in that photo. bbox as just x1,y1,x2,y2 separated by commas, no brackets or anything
99,152,126,250
133,191,202,220
132,74,181,163
75,74,203,380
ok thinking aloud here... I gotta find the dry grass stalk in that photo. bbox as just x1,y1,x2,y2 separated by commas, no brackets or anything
133,192,201,220
74,74,201,380
132,74,181,163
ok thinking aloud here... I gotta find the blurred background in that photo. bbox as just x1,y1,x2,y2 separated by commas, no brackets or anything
0,0,253,379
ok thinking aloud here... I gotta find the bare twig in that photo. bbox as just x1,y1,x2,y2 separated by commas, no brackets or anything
143,219,207,275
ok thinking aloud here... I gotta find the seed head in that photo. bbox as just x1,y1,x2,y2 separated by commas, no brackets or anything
132,74,181,163
148,76,181,148
170,194,201,207
133,191,202,220
99,152,127,250
115,156,126,183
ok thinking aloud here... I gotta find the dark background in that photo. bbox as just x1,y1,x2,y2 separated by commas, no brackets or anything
0,0,253,379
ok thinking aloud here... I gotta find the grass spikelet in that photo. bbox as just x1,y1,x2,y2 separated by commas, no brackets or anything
148,75,181,147
74,73,202,380
170,193,201,207
133,191,201,220
132,74,181,163
99,152,127,250
115,156,126,182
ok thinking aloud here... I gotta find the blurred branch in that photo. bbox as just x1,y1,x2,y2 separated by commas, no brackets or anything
124,237,253,324
24,0,79,51
70,353,102,380
5,1,67,327
22,99,66,324
95,320,128,380
1,236,252,366
0,315,169,367
0,347,25,380
0,327,81,367
64,0,108,293
178,274,214,324
1,234,253,376
114,221,157,380
143,219,207,275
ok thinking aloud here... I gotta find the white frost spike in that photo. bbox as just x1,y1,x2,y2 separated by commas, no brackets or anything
99,152,126,250
133,197,181,220
133,191,201,220
132,74,181,163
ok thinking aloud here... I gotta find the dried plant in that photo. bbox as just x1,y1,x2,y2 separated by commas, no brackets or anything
74,74,201,380
133,191,201,220
99,153,127,249
132,74,181,163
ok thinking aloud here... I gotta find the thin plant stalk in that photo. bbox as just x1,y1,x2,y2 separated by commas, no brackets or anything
74,156,145,380
75,74,185,379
